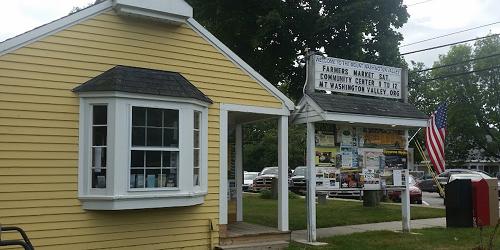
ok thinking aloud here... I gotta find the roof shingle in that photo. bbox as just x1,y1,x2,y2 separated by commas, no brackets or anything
308,92,427,119
73,65,213,104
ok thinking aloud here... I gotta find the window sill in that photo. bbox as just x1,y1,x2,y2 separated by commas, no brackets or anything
79,191,207,210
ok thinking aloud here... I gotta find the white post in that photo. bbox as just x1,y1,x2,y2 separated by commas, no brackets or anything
219,108,228,225
402,129,411,232
278,115,289,231
235,124,243,222
306,122,316,242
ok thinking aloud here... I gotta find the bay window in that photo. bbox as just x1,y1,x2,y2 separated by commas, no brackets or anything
77,94,209,210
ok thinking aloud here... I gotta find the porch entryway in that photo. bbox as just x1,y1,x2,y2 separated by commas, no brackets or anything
218,104,290,248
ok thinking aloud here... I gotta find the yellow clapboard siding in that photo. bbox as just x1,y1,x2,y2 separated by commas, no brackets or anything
0,143,77,152
0,151,77,160
0,159,76,167
0,117,78,128
0,76,75,89
0,175,76,184
0,191,77,201
0,134,77,144
0,92,78,106
0,101,77,113
0,126,78,136
0,183,76,193
0,109,78,122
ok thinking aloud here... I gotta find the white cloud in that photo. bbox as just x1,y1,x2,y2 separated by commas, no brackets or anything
0,0,94,42
400,0,500,67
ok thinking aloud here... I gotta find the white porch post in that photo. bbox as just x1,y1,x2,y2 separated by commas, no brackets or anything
402,129,411,232
278,115,289,231
219,108,228,225
235,124,243,222
306,122,316,242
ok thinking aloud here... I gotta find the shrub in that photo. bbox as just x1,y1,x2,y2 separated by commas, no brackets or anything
259,189,273,199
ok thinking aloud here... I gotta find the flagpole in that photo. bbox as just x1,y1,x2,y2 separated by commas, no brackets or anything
408,127,421,143
415,140,445,198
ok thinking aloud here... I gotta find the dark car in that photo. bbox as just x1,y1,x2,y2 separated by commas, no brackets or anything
387,175,422,204
289,166,307,194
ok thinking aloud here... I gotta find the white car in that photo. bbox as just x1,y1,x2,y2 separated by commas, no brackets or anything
243,172,259,192
448,172,500,196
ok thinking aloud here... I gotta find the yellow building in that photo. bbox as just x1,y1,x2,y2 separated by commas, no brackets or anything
0,0,293,249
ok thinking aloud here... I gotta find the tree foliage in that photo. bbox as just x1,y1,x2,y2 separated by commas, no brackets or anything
186,0,409,101
409,36,500,163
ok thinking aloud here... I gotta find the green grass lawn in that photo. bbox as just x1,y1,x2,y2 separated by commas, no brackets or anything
243,194,445,230
288,227,500,250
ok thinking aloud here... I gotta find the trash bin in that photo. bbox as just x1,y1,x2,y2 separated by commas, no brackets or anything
484,179,499,226
472,179,490,227
446,179,473,227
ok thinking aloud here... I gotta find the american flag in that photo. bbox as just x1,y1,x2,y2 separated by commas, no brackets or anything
425,103,447,174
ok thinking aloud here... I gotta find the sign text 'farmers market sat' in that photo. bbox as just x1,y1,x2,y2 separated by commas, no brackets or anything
314,56,402,99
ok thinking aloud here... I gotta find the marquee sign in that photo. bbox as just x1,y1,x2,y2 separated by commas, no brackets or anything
314,55,402,99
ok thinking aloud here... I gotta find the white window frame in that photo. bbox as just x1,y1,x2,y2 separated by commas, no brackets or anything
77,92,209,210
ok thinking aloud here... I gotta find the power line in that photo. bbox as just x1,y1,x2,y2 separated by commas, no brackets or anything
401,34,499,55
407,0,435,7
401,21,500,48
418,64,500,82
413,52,500,73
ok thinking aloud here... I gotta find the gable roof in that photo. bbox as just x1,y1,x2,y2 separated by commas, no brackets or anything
73,65,212,104
0,0,294,111
308,92,428,120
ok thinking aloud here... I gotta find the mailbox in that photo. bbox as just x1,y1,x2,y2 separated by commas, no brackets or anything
472,179,490,226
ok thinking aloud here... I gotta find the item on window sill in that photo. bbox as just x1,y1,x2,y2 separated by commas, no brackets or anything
130,174,136,188
136,174,144,188
166,175,176,187
161,174,167,187
194,174,199,186
146,175,156,188
96,175,106,188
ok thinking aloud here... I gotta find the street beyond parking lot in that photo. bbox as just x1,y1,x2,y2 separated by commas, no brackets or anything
422,192,444,208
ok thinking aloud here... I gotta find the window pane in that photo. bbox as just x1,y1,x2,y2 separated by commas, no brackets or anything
132,107,146,126
92,169,106,188
132,127,146,146
93,105,107,125
162,151,178,168
147,108,163,127
194,111,201,129
164,110,179,128
92,126,107,146
131,150,144,168
194,130,200,148
194,168,200,186
193,149,200,167
145,151,161,168
147,128,162,146
92,147,106,168
163,128,178,147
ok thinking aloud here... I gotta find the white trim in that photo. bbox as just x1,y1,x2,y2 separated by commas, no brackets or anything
76,91,211,107
219,107,229,225
306,122,317,242
187,18,294,111
0,0,113,57
278,115,289,231
219,103,290,116
235,124,243,222
113,0,192,25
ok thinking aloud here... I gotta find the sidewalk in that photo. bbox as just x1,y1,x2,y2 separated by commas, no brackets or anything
291,217,446,241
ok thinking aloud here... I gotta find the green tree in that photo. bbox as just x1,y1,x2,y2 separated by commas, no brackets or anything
186,0,409,101
409,36,500,163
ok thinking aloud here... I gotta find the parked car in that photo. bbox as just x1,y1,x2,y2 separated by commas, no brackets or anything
387,175,422,204
252,167,279,192
289,166,307,194
243,171,259,192
417,169,486,193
